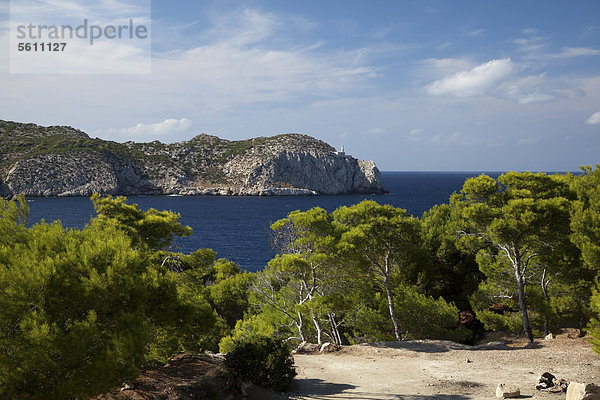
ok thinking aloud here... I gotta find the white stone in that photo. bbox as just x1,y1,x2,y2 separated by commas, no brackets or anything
496,383,520,398
566,382,600,400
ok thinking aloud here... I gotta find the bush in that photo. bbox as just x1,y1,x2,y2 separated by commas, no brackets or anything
0,196,218,399
394,285,472,343
224,335,296,391
219,314,276,353
0,220,152,400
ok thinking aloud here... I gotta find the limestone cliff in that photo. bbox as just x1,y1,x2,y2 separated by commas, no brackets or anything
0,120,385,197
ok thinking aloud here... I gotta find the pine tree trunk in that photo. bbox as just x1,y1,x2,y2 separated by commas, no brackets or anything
516,273,534,344
328,314,342,346
384,278,402,341
542,269,550,337
297,311,306,342
312,313,323,345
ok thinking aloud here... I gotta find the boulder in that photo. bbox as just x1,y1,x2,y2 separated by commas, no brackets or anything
496,383,520,398
320,342,340,353
566,382,600,400
292,342,320,354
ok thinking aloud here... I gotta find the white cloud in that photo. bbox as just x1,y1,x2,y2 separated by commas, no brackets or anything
205,8,276,47
430,131,462,145
522,28,539,35
467,29,484,37
408,128,421,137
512,35,548,57
502,74,559,104
368,127,385,135
95,118,192,141
419,57,473,75
512,92,556,104
517,136,541,146
586,111,600,125
0,7,380,133
143,9,379,109
551,47,600,59
426,58,513,97
8,0,151,74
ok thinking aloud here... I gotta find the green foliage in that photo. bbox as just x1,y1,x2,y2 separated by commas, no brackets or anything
393,285,471,342
589,284,600,354
261,207,356,345
420,204,482,309
454,172,575,342
219,314,276,353
0,219,151,399
571,165,600,271
224,335,296,392
345,303,394,343
334,200,424,285
334,200,425,341
570,165,600,354
0,196,220,399
92,194,192,250
470,278,523,333
4,165,600,400
208,271,255,328
0,194,29,247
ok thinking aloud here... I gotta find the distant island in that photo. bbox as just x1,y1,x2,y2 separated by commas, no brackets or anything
0,120,384,197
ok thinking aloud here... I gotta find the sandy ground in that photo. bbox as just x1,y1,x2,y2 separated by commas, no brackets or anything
286,335,600,400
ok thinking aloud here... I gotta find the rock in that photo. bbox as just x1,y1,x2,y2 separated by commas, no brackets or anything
320,342,340,353
536,372,569,393
536,372,556,389
292,341,320,354
561,328,582,339
566,382,600,400
496,383,520,398
544,333,554,340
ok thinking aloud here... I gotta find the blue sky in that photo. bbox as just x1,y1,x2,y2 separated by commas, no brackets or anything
1,0,599,171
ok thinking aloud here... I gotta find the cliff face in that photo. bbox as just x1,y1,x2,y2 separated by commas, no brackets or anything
0,120,384,197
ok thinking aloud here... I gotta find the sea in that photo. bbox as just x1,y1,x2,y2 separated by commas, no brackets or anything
26,171,501,272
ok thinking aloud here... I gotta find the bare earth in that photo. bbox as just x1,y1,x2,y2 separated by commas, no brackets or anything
287,334,600,400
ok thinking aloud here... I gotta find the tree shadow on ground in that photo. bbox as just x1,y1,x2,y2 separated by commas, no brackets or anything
289,378,355,396
288,379,478,399
364,339,543,353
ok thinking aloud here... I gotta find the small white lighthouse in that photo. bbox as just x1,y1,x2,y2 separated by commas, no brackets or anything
336,145,345,156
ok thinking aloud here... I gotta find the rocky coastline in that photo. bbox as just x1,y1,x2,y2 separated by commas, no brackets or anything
0,120,385,198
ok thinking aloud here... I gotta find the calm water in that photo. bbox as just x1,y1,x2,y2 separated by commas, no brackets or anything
26,171,500,272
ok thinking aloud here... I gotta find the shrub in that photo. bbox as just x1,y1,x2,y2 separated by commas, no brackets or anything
0,196,217,399
394,285,472,343
224,335,296,391
219,314,276,353
589,283,600,355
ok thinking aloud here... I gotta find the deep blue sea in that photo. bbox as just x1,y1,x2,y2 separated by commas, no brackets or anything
26,171,500,272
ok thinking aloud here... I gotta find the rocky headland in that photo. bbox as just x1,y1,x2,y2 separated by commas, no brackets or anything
0,120,385,197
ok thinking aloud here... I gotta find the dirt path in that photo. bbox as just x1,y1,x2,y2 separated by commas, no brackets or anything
286,337,600,400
